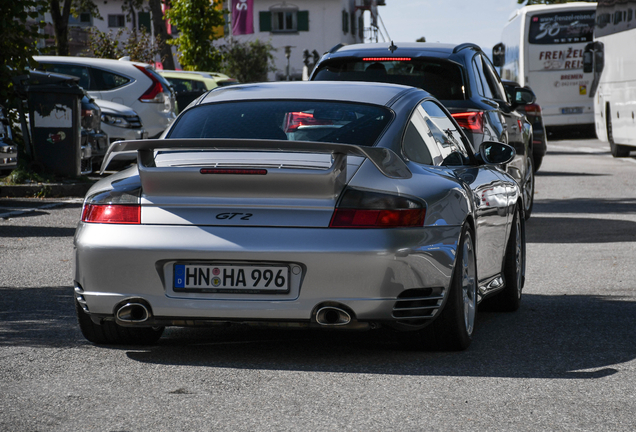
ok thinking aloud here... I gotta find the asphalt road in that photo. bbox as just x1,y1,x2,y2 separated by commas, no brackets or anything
1,137,636,431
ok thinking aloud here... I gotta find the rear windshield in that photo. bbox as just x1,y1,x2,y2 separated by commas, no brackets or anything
312,59,466,101
167,100,392,146
528,10,595,45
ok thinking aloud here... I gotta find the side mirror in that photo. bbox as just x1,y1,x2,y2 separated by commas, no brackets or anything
492,43,505,67
583,50,594,73
512,87,536,107
477,141,516,165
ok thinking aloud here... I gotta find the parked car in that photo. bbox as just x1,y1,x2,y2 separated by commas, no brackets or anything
33,56,176,138
80,95,108,173
0,105,18,174
502,80,547,172
158,71,239,113
95,98,148,170
310,42,536,219
76,81,525,351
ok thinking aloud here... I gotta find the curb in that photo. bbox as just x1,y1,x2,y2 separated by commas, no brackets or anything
0,182,94,198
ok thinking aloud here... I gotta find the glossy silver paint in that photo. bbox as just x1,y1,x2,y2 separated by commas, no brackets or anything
75,81,522,333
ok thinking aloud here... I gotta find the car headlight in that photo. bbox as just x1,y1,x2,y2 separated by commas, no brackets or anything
101,113,132,128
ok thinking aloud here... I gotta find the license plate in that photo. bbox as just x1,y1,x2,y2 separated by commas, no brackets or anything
173,264,289,293
561,107,584,114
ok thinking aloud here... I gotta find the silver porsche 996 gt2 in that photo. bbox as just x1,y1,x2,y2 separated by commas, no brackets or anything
74,81,526,351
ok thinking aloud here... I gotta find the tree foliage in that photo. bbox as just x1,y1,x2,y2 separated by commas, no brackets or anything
88,27,163,64
219,39,277,83
518,0,595,4
0,0,48,105
165,0,225,71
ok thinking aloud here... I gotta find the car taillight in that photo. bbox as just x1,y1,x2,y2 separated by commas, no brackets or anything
451,111,484,133
329,188,425,228
284,111,333,132
523,103,542,117
134,64,166,103
82,204,141,224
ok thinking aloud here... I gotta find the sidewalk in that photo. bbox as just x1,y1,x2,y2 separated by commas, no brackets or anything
0,176,102,198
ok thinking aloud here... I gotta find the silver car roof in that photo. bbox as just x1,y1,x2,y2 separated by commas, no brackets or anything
199,81,424,107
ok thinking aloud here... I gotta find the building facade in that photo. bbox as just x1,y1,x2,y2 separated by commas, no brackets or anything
44,0,386,81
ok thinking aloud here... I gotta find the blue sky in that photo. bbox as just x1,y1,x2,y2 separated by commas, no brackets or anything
378,0,522,52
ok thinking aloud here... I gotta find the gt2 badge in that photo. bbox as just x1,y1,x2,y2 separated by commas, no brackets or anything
216,212,253,220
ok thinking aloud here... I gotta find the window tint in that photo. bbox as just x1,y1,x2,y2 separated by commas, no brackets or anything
471,56,485,98
90,68,131,91
168,100,392,146
166,78,207,92
480,56,507,101
403,120,433,165
471,56,492,99
419,100,469,166
40,63,91,90
313,58,466,101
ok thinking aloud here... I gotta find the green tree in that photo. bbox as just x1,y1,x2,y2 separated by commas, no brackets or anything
0,0,47,105
87,28,125,59
88,27,163,64
416,36,426,42
219,39,276,83
47,0,101,56
164,0,225,71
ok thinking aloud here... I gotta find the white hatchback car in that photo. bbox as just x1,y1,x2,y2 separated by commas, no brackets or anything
34,56,176,138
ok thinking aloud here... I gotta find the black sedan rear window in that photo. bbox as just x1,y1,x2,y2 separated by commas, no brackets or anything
313,58,466,101
168,100,392,146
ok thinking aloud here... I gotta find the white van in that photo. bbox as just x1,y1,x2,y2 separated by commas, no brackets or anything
493,3,597,130
584,0,636,157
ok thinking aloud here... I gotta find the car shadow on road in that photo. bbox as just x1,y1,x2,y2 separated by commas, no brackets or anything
0,225,76,237
533,198,636,215
2,285,632,380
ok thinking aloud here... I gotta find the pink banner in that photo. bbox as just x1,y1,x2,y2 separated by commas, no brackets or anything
232,0,254,35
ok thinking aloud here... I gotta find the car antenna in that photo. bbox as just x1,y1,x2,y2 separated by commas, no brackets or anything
388,41,398,53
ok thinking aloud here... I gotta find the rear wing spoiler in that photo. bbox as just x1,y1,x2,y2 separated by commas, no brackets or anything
101,138,412,179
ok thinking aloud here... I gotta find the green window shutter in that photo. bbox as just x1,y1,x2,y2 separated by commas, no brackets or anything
298,11,309,31
358,16,364,38
342,11,349,33
350,14,356,35
259,11,271,32
138,12,151,32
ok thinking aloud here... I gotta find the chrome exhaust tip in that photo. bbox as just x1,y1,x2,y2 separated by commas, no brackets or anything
116,303,150,323
315,306,351,326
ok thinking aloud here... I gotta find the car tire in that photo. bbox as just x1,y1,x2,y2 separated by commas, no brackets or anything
75,299,164,345
607,105,630,158
523,156,534,220
533,154,543,172
484,204,525,312
400,224,477,351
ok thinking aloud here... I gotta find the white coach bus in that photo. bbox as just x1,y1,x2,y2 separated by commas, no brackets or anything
584,0,636,157
492,3,597,130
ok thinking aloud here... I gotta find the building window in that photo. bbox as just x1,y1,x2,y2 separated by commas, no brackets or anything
350,12,356,36
259,7,308,33
342,10,349,33
138,12,151,32
69,12,92,27
108,14,126,28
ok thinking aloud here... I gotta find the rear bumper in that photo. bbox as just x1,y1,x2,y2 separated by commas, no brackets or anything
74,223,461,326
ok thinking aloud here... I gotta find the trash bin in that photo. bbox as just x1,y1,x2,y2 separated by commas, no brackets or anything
26,71,85,177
